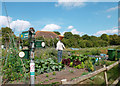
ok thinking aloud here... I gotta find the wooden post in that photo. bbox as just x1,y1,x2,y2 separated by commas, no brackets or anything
119,58,120,68
103,65,108,86
61,79,67,84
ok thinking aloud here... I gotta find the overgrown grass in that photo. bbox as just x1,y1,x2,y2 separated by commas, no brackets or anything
35,48,69,62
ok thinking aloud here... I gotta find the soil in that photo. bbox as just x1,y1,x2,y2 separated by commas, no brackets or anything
6,66,88,84
35,66,87,84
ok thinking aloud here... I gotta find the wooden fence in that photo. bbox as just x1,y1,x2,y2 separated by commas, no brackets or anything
61,59,120,85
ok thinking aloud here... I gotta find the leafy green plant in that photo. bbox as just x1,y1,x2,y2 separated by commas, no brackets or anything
51,82,60,84
69,62,73,67
85,60,94,72
46,74,49,77
52,72,56,75
45,79,49,82
81,62,85,68
49,77,55,80
35,58,64,74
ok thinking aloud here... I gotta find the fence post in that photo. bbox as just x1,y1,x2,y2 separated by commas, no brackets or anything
103,65,108,86
119,58,120,68
61,79,67,84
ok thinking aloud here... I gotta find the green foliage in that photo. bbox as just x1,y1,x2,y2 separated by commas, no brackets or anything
46,74,49,77
69,62,73,67
82,34,90,40
85,60,94,72
1,32,28,83
35,48,69,62
51,82,60,84
45,79,49,82
1,27,13,45
81,72,89,76
81,62,85,68
64,32,73,39
100,34,109,42
53,31,61,35
52,72,56,75
49,77,55,80
91,49,101,55
35,58,64,74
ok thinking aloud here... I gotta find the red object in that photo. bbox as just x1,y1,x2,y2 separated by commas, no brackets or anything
59,35,64,40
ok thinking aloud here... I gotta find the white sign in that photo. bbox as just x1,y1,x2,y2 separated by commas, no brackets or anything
30,63,35,72
19,51,25,58
1,45,4,49
41,42,45,47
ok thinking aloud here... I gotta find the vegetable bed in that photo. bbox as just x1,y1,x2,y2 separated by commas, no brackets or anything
62,55,98,71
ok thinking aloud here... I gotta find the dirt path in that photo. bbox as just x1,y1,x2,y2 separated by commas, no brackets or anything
35,66,87,84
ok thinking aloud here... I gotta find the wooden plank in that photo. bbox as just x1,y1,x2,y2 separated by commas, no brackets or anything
62,61,119,84
66,67,106,84
110,76,120,86
103,65,108,86
119,59,120,68
106,61,119,71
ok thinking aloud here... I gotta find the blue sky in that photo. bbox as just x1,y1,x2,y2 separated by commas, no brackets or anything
1,2,119,36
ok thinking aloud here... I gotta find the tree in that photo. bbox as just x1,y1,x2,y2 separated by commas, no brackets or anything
1,27,14,47
73,34,81,40
36,36,44,40
100,34,109,42
82,34,90,40
78,40,86,48
53,31,61,35
109,34,119,45
64,32,73,39
90,36,98,40
86,40,93,47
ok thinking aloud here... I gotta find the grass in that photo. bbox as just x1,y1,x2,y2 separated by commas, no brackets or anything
49,77,55,80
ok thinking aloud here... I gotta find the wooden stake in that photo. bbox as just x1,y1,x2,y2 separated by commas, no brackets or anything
103,65,108,86
119,58,120,68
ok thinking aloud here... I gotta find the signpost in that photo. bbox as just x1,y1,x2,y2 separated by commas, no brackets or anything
19,27,45,86
20,31,29,40
29,27,35,86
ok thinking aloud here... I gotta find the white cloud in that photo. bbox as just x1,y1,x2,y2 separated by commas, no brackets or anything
61,31,67,35
55,0,87,9
0,16,31,32
10,19,31,32
41,24,61,31
107,15,111,18
68,25,74,29
71,29,80,34
106,6,118,12
94,27,118,36
0,16,12,27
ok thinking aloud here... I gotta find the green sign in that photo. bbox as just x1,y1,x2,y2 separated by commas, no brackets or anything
35,40,44,48
20,31,29,40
